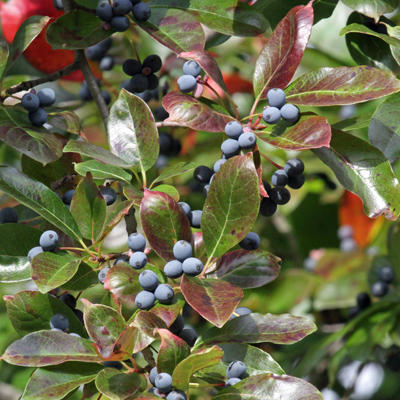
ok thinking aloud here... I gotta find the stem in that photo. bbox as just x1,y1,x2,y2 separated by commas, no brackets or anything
241,113,261,122
59,247,86,252
250,114,262,130
249,92,263,126
141,164,147,188
200,255,215,278
132,169,142,187
259,153,284,169
155,121,182,128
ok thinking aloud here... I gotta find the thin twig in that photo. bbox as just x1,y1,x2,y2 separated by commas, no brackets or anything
155,121,182,128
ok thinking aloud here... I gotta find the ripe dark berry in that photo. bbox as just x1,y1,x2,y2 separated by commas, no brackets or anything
221,138,240,158
284,159,304,176
59,293,76,309
281,103,300,123
177,74,197,93
79,83,92,101
154,284,174,304
179,327,198,347
164,260,183,279
50,314,69,331
226,378,241,386
100,186,116,205
225,121,243,139
190,210,202,228
260,197,277,217
238,132,256,150
98,267,109,283
155,372,172,393
239,232,260,251
149,366,158,385
27,246,43,262
227,360,246,379
21,92,40,112
288,174,305,189
132,2,152,22
73,309,84,324
159,132,173,154
173,240,192,261
143,55,162,73
103,361,123,370
167,391,187,400
378,266,395,284
101,90,111,105
62,189,75,205
110,15,130,32
139,270,159,292
356,292,371,310
129,74,149,92
96,1,113,21
183,60,201,77
267,88,286,108
262,106,281,124
270,187,290,205
0,207,18,224
371,281,389,297
113,0,132,16
129,252,147,269
178,202,192,219
231,307,251,319
86,38,112,61
214,159,226,172
128,232,146,252
147,74,159,90
40,230,59,251
29,108,47,126
170,314,184,335
38,88,56,107
123,59,142,76
53,0,63,10
135,290,155,309
271,169,288,187
182,257,204,276
154,106,169,121
99,56,115,71
194,165,213,184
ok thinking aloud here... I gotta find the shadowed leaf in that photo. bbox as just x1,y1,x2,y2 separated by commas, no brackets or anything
74,160,132,183
341,0,398,21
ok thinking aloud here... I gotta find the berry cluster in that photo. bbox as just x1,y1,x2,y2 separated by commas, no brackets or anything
21,88,56,126
149,368,186,399
169,314,198,347
79,79,111,105
86,38,114,71
0,207,18,224
260,159,305,218
225,360,247,386
371,264,395,298
50,293,84,332
337,225,358,253
178,201,202,229
61,186,117,208
27,230,59,263
262,88,300,124
177,60,202,93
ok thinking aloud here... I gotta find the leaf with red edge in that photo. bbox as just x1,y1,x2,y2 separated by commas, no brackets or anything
162,92,233,132
180,275,243,328
108,326,138,361
255,115,332,150
150,295,185,327
193,232,207,263
285,66,400,106
157,329,190,374
213,249,281,289
253,2,314,98
140,189,192,261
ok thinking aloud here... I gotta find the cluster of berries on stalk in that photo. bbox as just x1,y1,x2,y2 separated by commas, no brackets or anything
262,88,300,124
225,360,247,386
177,60,203,94
149,367,186,399
21,87,56,126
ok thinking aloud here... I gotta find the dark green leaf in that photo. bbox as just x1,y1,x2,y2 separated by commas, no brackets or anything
48,111,81,135
0,256,31,283
61,262,99,291
388,223,400,277
74,160,132,183
151,162,196,186
0,223,42,256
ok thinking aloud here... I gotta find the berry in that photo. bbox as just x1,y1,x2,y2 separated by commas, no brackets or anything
177,75,197,93
37,88,56,107
100,187,116,205
154,106,169,121
135,290,155,309
173,240,192,261
182,257,204,276
132,2,152,22
129,252,147,269
239,232,260,250
21,92,40,112
378,266,395,284
271,170,288,187
155,372,172,393
39,230,59,251
27,246,43,262
128,232,146,252
79,83,92,101
96,1,113,21
169,314,184,335
238,132,256,150
260,197,277,217
281,104,300,123
167,391,187,400
262,106,281,124
224,121,243,139
226,378,241,386
110,16,130,32
123,59,142,76
154,284,174,304
74,309,84,324
50,314,69,331
98,267,109,284
267,88,286,108
340,238,357,253
149,366,158,385
231,307,252,319
59,293,76,309
99,56,115,71
194,165,213,184
62,189,75,205
113,0,132,16
337,225,354,240
179,327,198,346
269,187,290,205
29,107,47,126
103,361,123,370
214,159,226,172
164,260,183,279
159,132,173,154
139,270,159,292
288,174,305,189
356,292,371,310
86,38,112,61
114,256,129,265
101,90,111,105
143,55,162,73
0,207,18,223
227,361,246,379
183,60,201,77
53,0,64,10
190,210,202,228
221,138,240,158
178,202,192,219
147,74,159,90
129,74,149,92
371,281,389,297
284,159,304,176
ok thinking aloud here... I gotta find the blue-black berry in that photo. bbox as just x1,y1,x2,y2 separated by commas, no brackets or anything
214,159,226,172
139,270,159,292
96,1,113,21
110,15,130,32
378,266,395,284
281,104,300,123
39,230,58,251
271,170,288,187
182,257,203,276
225,121,243,139
50,314,69,331
154,284,174,304
29,108,47,126
173,240,192,261
190,210,202,228
38,88,56,107
262,106,281,124
129,252,147,269
113,0,132,16
100,186,116,205
179,327,198,347
221,139,240,158
155,372,172,393
123,59,142,76
194,165,213,184
98,267,109,284
27,246,43,262
227,360,246,379
132,2,152,22
267,88,286,108
143,55,162,73
164,260,183,279
371,281,389,297
260,197,277,217
128,232,146,252
135,290,155,310
239,232,260,250
21,92,40,112
183,60,201,77
177,75,197,93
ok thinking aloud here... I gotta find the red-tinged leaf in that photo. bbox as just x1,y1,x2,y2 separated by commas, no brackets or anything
150,295,185,327
193,231,208,263
285,66,400,106
140,189,192,261
255,115,332,150
162,92,233,132
123,185,144,208
213,249,281,289
253,2,314,98
3,330,101,367
212,373,322,400
180,275,243,328
202,154,260,258
196,313,317,347
172,346,224,391
157,329,190,374
109,325,137,360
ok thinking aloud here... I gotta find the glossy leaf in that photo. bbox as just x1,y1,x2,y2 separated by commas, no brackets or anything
285,66,400,105
213,249,281,289
0,223,42,256
314,130,400,220
21,363,101,400
0,256,31,283
0,166,81,241
47,111,81,135
157,329,190,374
140,189,192,261
196,313,317,347
61,262,99,291
202,154,260,258
180,275,243,328
31,252,81,293
46,10,112,50
162,92,233,132
74,160,132,183
150,295,186,327
255,115,332,150
253,2,314,98
341,0,398,21
386,24,400,66
108,90,159,171
3,330,100,366
151,162,196,186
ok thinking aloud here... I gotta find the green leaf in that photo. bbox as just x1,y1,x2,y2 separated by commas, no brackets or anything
31,252,82,293
74,160,132,183
46,10,112,50
181,275,243,328
196,313,317,347
313,130,400,220
157,329,190,374
70,175,106,242
3,330,101,367
0,256,31,283
285,66,400,105
202,154,260,258
388,223,400,277
151,162,196,186
47,111,81,135
0,166,82,241
0,223,42,256
61,262,99,291
149,295,186,327
99,200,134,241
21,363,101,400
123,185,143,208
140,190,192,261
108,90,159,171
385,24,400,66
172,346,224,391
95,368,146,400
341,0,398,21
152,184,180,202
4,291,87,337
